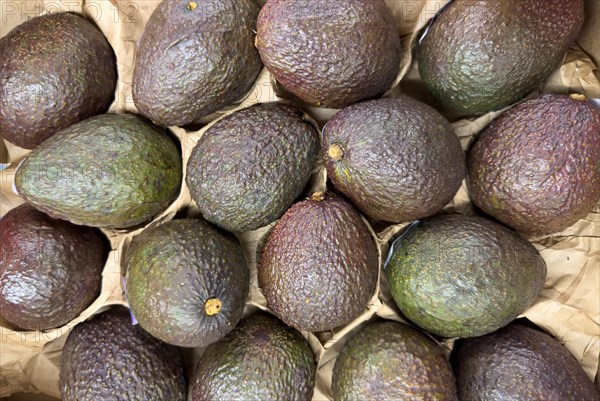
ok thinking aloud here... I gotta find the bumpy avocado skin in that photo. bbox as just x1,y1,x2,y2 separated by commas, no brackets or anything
418,0,584,114
259,195,379,332
191,312,316,401
333,321,458,401
385,215,546,338
0,13,117,149
452,324,600,401
125,218,249,348
468,94,600,236
186,103,320,232
0,204,107,331
14,114,182,228
323,97,465,223
257,0,401,108
132,0,262,127
59,307,187,401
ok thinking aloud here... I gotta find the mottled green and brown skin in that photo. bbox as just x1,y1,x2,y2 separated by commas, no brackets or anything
419,0,584,114
60,307,187,401
186,103,320,232
259,194,378,332
452,324,600,401
15,114,182,228
385,215,546,338
323,97,465,223
0,13,116,149
125,218,249,348
333,321,458,401
468,94,600,235
0,204,107,331
257,0,401,108
191,312,316,401
132,0,262,127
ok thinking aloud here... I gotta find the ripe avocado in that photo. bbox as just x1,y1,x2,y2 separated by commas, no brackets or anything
0,13,117,149
186,103,320,233
256,0,401,108
190,312,316,401
125,218,249,348
332,321,458,401
323,97,465,223
0,204,107,331
418,0,584,114
14,114,182,228
258,193,379,332
385,214,546,338
468,93,600,236
452,324,600,401
59,307,187,401
132,0,262,127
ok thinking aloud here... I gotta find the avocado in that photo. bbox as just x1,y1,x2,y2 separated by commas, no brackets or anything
332,321,458,401
186,103,320,233
256,0,401,108
418,0,585,114
452,324,600,401
15,114,182,228
125,218,249,348
323,97,465,223
385,214,546,338
60,306,187,401
132,0,262,127
468,93,600,236
0,204,107,331
258,192,379,332
0,12,117,149
190,312,316,401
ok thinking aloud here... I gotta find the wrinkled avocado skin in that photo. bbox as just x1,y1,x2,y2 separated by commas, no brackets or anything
191,312,316,401
333,321,458,401
59,307,187,401
133,0,262,126
257,0,401,108
468,94,600,235
186,103,320,233
15,114,182,228
452,324,600,401
385,215,547,338
259,195,379,332
0,12,117,149
0,204,107,331
323,97,465,223
419,0,584,114
125,218,249,348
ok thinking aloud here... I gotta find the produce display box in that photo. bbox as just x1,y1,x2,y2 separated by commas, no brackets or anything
0,0,599,400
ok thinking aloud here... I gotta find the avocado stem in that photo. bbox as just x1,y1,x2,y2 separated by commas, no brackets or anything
569,93,587,101
187,1,198,11
328,143,344,161
310,191,326,201
204,298,222,316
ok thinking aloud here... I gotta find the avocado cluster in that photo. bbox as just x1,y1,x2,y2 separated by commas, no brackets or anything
1,0,598,400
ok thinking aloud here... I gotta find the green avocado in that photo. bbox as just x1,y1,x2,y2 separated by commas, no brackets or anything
15,114,182,228
452,324,600,401
259,192,379,332
190,312,316,401
0,12,117,149
385,214,546,338
186,103,320,233
132,0,262,127
0,204,107,331
418,0,584,114
323,97,465,223
256,0,401,108
333,321,458,401
59,307,187,401
125,218,249,348
468,93,600,236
